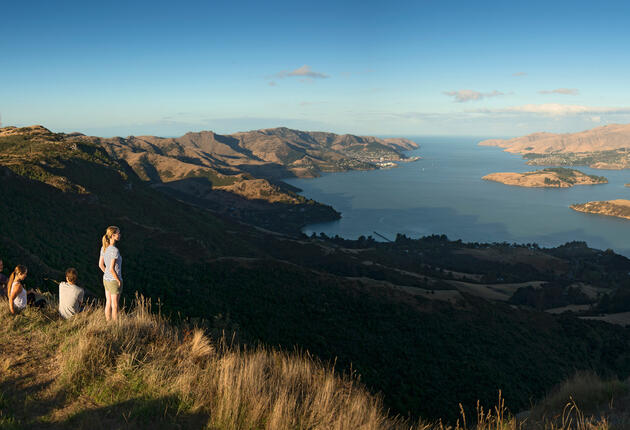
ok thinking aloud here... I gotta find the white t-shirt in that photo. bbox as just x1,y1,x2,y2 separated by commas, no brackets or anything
59,281,84,319
101,245,122,282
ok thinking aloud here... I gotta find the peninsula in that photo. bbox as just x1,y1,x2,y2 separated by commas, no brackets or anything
482,167,608,188
479,124,630,169
0,125,418,234
570,199,630,220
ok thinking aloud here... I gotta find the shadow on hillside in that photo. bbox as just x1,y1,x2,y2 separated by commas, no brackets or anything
137,156,163,183
213,133,260,160
235,162,299,180
47,396,208,429
0,373,66,427
42,158,132,194
155,179,340,234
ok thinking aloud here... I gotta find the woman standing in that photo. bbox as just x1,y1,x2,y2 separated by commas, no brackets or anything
7,265,28,314
99,226,123,321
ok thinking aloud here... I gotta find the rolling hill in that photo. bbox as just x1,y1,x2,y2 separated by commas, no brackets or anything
479,124,630,169
2,125,630,423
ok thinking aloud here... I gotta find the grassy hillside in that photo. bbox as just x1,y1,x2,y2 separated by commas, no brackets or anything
3,126,630,423
0,297,405,429
2,298,627,429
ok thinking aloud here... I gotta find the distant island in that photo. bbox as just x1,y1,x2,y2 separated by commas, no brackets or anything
482,167,608,188
571,199,630,220
479,124,630,170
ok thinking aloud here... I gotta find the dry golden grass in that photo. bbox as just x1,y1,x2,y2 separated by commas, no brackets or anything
0,295,624,429
414,391,613,430
526,372,628,429
49,295,409,429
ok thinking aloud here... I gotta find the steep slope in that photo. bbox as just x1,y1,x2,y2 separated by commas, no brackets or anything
479,124,630,169
0,126,341,234
230,127,418,176
479,124,630,154
3,125,630,423
81,127,417,233
0,300,407,429
91,127,417,181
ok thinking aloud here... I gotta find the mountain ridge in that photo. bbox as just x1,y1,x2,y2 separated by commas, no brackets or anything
479,124,630,169
1,125,417,233
479,123,630,154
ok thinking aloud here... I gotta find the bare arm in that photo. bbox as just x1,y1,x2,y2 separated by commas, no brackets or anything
99,254,106,273
109,263,121,286
8,282,22,314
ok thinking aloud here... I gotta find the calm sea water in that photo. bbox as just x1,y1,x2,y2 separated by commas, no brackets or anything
285,136,630,257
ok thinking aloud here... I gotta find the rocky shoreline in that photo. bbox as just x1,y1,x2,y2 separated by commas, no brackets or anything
570,199,630,220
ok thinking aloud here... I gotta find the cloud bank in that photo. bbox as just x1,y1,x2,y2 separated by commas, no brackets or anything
443,89,504,103
477,103,630,116
538,88,579,95
275,65,329,79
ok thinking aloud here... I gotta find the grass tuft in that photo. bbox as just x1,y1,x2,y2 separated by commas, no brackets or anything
0,294,625,429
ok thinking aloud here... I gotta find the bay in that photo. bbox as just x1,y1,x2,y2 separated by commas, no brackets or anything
285,136,630,257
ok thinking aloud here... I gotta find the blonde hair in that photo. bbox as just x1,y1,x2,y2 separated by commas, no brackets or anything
7,265,27,299
101,226,120,251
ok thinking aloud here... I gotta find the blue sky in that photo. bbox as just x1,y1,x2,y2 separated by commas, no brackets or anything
2,0,630,137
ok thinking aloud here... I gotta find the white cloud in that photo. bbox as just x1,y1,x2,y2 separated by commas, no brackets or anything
443,89,504,103
512,72,528,77
538,88,579,95
477,103,630,117
299,101,327,107
274,65,329,80
502,104,590,115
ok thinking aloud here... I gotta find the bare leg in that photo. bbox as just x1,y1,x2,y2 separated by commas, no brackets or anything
105,290,112,321
111,293,119,321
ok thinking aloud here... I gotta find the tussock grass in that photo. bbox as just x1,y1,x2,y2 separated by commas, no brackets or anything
416,391,612,430
49,295,407,429
0,294,624,429
529,372,627,420
525,372,629,429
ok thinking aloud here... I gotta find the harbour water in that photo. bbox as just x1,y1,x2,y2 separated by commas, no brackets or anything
285,136,630,257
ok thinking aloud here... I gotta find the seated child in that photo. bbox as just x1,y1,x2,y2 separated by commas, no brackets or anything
59,268,84,319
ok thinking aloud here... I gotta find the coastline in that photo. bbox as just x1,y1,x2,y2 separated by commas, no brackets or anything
286,138,630,257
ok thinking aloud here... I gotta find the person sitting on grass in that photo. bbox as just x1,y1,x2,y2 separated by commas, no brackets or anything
0,259,8,298
7,265,28,314
59,267,84,319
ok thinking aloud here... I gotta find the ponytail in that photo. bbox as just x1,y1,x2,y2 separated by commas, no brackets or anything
7,265,27,298
101,226,120,251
